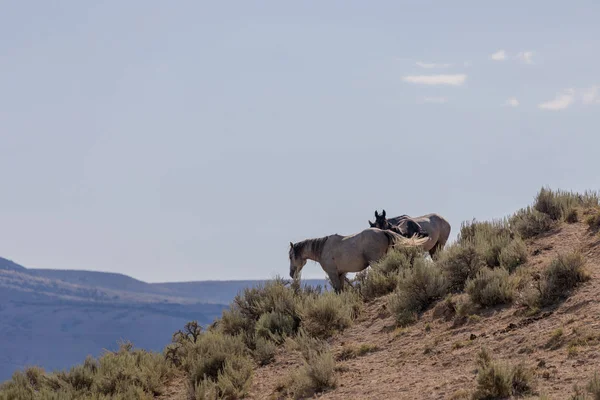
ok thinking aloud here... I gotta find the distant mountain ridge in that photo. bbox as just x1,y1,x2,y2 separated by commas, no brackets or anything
0,256,327,382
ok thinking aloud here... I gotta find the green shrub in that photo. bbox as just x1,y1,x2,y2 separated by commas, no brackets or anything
299,291,360,338
533,252,590,307
511,207,556,239
498,238,528,273
279,337,337,399
372,246,422,274
457,219,517,269
255,311,295,344
253,336,277,366
388,258,448,326
0,342,174,399
356,268,398,300
466,268,514,307
472,348,532,400
438,242,485,292
535,187,566,220
586,209,600,231
181,330,250,397
232,277,300,326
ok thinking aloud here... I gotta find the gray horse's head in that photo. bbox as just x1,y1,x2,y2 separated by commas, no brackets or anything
289,242,307,278
369,209,393,230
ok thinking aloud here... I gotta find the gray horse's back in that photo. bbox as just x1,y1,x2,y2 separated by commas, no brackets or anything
391,213,451,254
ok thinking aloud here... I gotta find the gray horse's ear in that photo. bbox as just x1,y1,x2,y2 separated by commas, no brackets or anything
382,209,386,218
374,210,379,218
290,242,294,248
368,220,375,227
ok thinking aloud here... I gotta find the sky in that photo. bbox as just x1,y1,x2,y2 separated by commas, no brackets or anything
1,1,599,282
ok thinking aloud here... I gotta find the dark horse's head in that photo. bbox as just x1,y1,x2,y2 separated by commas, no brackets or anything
368,209,393,230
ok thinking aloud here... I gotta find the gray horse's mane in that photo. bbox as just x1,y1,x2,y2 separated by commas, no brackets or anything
290,236,329,259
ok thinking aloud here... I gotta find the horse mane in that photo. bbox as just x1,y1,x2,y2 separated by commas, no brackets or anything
382,229,428,248
291,236,329,259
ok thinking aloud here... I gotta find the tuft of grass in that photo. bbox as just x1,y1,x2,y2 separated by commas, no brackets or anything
466,267,514,307
336,344,380,361
472,347,532,400
545,328,564,350
587,371,600,400
450,389,471,399
388,258,448,326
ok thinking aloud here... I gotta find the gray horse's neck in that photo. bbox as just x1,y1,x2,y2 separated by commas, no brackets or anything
297,236,328,262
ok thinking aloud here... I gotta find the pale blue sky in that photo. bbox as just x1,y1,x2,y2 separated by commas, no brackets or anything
1,1,598,282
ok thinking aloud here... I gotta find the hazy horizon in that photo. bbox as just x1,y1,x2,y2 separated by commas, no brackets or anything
2,1,599,282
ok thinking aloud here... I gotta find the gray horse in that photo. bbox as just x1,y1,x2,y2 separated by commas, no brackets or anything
289,228,428,292
369,210,451,258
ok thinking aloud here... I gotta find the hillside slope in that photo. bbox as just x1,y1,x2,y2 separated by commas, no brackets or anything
247,220,600,399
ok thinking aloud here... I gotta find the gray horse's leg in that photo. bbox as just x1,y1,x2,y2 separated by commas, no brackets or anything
429,239,447,260
326,271,343,293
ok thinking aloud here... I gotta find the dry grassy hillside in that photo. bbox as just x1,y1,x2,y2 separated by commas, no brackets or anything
2,187,600,400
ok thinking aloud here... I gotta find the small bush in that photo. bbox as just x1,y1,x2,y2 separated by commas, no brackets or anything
253,336,277,366
438,243,485,292
232,277,300,326
279,344,337,399
535,187,566,220
472,348,532,400
299,291,361,338
255,311,295,343
388,259,448,326
586,209,600,231
288,329,329,362
565,208,579,223
498,238,528,273
466,268,514,307
372,246,423,274
511,207,556,239
356,268,398,300
0,341,174,399
534,252,589,307
457,219,512,245
181,330,251,398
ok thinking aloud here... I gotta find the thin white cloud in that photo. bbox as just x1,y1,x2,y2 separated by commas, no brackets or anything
538,89,575,111
582,86,600,105
463,61,472,67
490,50,507,61
505,97,519,107
402,74,467,86
517,51,534,64
415,61,452,69
421,97,448,104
